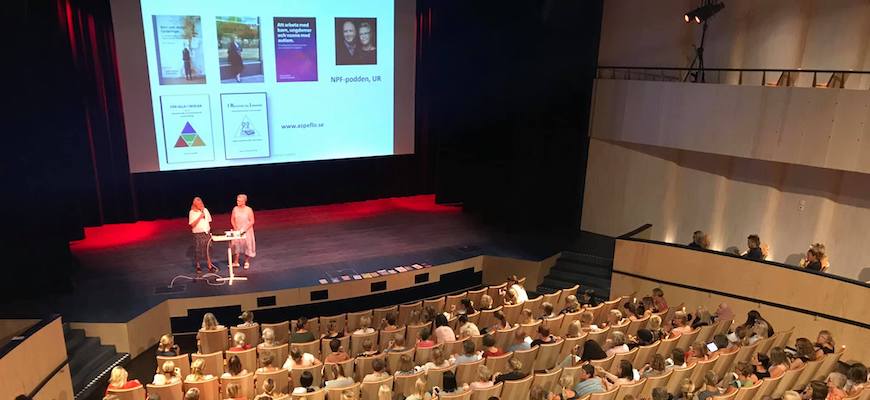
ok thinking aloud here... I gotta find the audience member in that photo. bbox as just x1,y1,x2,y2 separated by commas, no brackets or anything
479,294,494,311
803,246,825,271
747,320,770,345
417,327,436,348
579,311,599,333
454,340,482,364
394,354,416,376
184,388,200,400
601,309,627,328
713,303,735,323
815,330,836,357
225,383,243,400
261,378,284,398
651,288,669,313
359,338,380,357
363,359,389,382
744,234,765,260
632,328,655,348
379,312,400,331
494,357,527,384
530,326,558,348
457,314,480,338
324,364,354,389
598,360,637,389
573,364,605,397
283,348,321,370
437,370,467,395
353,316,376,335
768,347,790,378
734,361,759,387
519,309,536,325
565,320,583,339
384,332,407,353
692,307,713,329
752,352,771,379
506,329,531,353
604,331,629,356
560,295,582,315
433,314,456,344
826,372,848,400
106,366,142,395
152,360,181,385
259,328,277,348
552,375,577,400
647,315,666,341
291,318,316,343
804,380,830,400
686,341,711,365
322,320,344,339
673,378,695,400
156,334,180,357
222,355,248,378
794,337,819,367
325,338,350,363
291,371,317,394
185,359,214,382
695,371,721,400
689,231,710,249
740,310,774,336
670,311,693,337
482,334,505,357
539,302,557,319
666,348,687,370
579,289,599,307
237,311,256,328
845,363,867,395
418,347,451,372
256,354,280,373
709,334,736,358
505,275,529,304
406,378,432,400
470,365,494,390
228,332,251,351
642,354,668,378
652,387,671,400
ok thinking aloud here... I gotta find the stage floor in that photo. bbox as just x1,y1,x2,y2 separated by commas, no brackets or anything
4,196,563,322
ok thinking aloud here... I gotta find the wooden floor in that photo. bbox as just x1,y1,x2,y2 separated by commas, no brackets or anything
3,195,561,322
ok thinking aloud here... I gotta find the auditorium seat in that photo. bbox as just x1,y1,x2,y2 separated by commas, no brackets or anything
467,334,485,353
696,323,717,345
712,390,738,400
632,342,659,370
192,352,224,377
731,342,759,369
346,310,372,333
519,320,541,339
794,358,823,390
523,296,543,315
445,292,466,312
319,315,346,337
485,353,513,375
675,327,701,351
666,364,695,394
220,373,254,399
466,287,487,307
255,369,289,394
542,291,561,310
425,365,453,391
146,381,184,400
531,368,562,392
397,301,422,326
595,298,622,326
455,358,485,385
226,347,258,374
486,283,506,306
587,326,610,346
198,327,229,354
442,339,466,358
292,389,325,400
733,379,762,400
640,368,672,399
360,376,392,400
372,305,397,325
772,364,806,399
754,374,784,400
711,349,740,379
291,340,321,359
394,370,424,397
106,385,145,400
771,326,794,349
477,307,502,330
493,325,518,351
560,335,586,361
261,321,290,345
424,296,445,315
754,335,776,357
260,343,289,369
609,347,638,374
557,284,580,311
323,358,354,381
405,323,429,348
533,340,563,372
354,354,386,381
378,326,405,348
625,314,649,337
512,346,539,375
439,390,472,400
500,374,534,399
585,303,605,324
689,356,719,388
385,347,415,373
609,319,630,334
590,386,619,400
157,354,191,379
471,382,502,400
326,382,359,400
501,303,522,325
813,346,846,380
291,364,324,388
350,331,378,357
616,378,646,399
413,343,440,366
231,324,261,347
183,378,220,400
542,314,564,335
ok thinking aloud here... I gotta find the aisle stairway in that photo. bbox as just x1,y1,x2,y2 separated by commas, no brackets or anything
537,251,614,300
63,323,129,400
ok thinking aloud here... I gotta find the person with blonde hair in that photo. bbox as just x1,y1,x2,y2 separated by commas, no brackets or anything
405,377,432,400
674,378,696,400
152,360,181,385
602,309,627,328
184,388,200,400
377,384,392,400
781,390,802,400
647,314,666,340
106,366,142,394
189,196,215,273
417,347,451,372
353,315,375,334
826,372,848,400
604,331,629,356
394,354,416,376
200,313,222,331
815,330,836,358
479,294,494,310
470,364,494,390
692,306,713,329
157,334,180,356
579,311,600,333
228,332,251,351
230,193,256,269
520,308,535,324
494,357,527,383
324,363,354,389
670,311,693,338
560,295,582,314
566,320,583,338
184,358,214,382
258,327,276,348
552,375,577,400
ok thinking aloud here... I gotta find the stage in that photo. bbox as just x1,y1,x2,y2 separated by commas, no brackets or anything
2,195,564,323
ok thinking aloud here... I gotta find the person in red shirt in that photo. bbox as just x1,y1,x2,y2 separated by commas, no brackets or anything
228,332,252,351
481,334,504,357
105,366,142,395
416,327,436,348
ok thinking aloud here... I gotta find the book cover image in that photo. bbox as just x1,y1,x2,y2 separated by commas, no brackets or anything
273,17,318,82
220,92,270,159
153,15,206,84
160,94,214,163
216,16,264,83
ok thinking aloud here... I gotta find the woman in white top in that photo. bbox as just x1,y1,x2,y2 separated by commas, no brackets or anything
152,360,181,385
189,197,215,273
506,275,529,303
231,194,256,269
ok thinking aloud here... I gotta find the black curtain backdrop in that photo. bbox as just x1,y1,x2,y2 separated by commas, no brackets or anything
9,0,601,296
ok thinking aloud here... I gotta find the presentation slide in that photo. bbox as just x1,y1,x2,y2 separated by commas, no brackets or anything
111,0,416,172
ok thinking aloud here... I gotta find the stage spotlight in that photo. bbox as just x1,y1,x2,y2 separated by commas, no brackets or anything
683,1,724,24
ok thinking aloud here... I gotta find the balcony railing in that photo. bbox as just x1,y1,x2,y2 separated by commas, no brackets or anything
597,66,870,89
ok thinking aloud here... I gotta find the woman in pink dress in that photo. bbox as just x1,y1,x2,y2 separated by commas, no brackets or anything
231,194,256,269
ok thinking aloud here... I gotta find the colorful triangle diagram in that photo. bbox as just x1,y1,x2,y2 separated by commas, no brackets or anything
174,136,189,148
191,136,206,146
181,121,197,134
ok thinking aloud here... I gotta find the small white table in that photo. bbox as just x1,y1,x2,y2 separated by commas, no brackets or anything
211,232,248,285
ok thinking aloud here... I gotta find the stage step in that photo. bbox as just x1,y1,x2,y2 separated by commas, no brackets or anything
537,250,613,301
63,323,129,400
